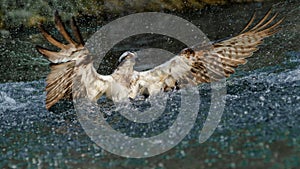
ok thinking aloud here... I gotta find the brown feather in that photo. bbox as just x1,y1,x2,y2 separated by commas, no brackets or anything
38,24,66,49
54,11,77,45
45,61,75,109
70,17,85,46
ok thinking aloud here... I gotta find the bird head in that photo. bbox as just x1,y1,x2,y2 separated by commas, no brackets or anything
118,51,137,64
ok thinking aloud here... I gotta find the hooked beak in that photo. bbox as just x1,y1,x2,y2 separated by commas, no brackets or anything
118,51,138,64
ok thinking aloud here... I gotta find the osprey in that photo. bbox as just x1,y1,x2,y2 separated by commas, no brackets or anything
37,10,283,109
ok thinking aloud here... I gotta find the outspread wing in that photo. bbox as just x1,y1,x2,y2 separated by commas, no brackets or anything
37,11,111,109
38,10,283,109
136,10,283,95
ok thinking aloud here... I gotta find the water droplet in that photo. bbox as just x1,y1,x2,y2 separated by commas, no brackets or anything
259,96,265,101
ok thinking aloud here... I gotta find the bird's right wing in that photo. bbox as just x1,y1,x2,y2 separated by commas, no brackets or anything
37,12,111,109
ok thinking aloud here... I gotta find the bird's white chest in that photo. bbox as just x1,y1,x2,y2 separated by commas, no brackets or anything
105,81,129,102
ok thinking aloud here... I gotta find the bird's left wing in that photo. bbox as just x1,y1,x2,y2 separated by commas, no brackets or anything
136,10,283,96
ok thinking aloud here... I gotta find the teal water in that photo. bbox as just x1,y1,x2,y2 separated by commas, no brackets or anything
0,55,299,168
